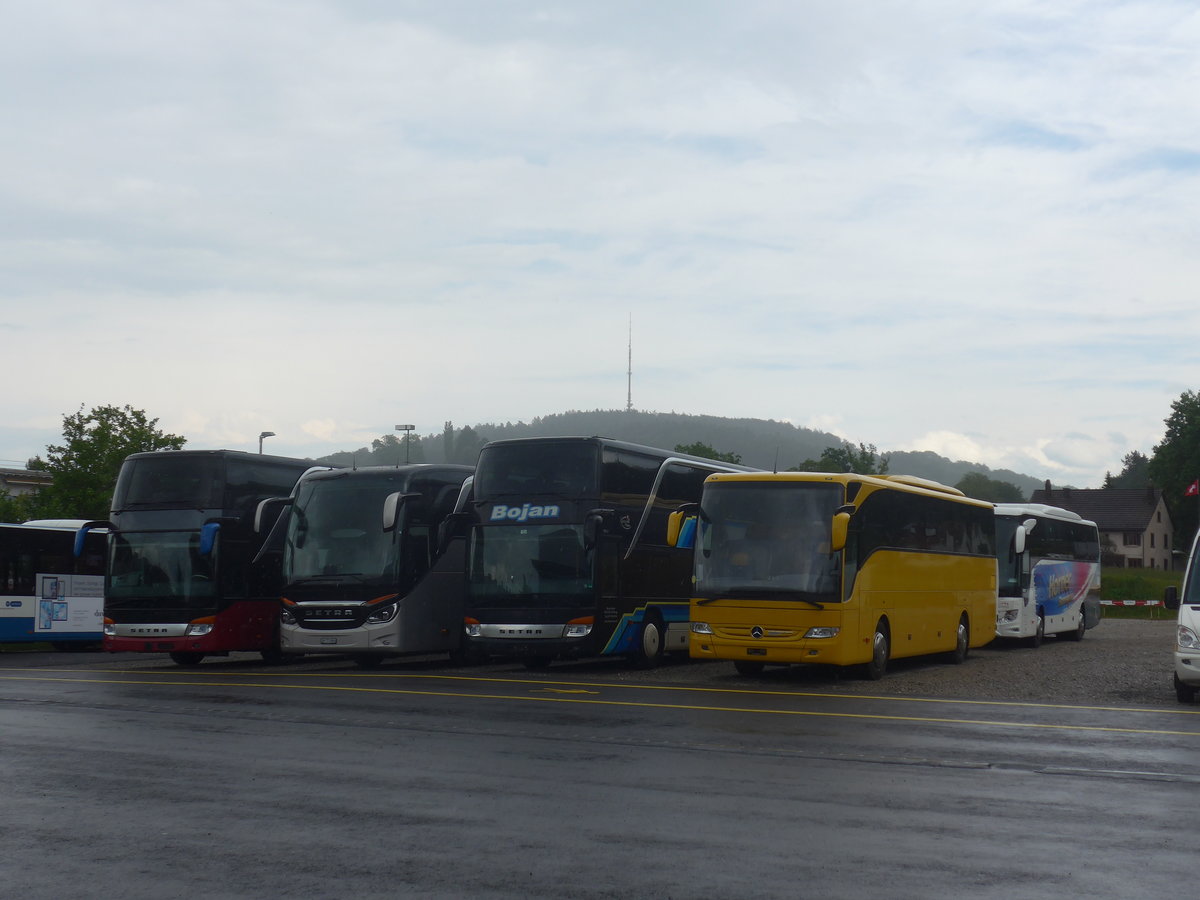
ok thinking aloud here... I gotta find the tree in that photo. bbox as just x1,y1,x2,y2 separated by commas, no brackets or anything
1149,389,1200,543
0,491,33,523
793,442,890,475
27,404,186,520
371,433,425,465
1103,450,1151,489
675,441,742,465
954,472,1025,503
446,424,487,465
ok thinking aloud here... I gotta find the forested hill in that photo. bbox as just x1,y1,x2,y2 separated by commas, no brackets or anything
330,409,1044,498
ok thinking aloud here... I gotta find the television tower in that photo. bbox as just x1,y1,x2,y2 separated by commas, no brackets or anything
626,314,633,412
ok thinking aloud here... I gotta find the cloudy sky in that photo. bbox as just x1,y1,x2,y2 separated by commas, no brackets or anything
3,1,1198,487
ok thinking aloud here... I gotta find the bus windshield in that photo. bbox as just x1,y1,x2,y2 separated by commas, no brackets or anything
283,478,401,583
113,456,224,509
475,443,598,498
108,531,217,604
695,482,843,602
469,524,593,604
995,515,1022,597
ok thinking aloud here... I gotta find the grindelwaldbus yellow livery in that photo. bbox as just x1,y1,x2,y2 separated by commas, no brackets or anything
670,472,997,679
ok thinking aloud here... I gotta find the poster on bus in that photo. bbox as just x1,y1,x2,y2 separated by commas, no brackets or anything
34,573,104,634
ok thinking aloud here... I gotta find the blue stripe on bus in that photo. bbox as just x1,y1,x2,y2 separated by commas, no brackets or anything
600,602,689,655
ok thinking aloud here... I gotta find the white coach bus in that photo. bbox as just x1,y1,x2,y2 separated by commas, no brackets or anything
994,503,1101,647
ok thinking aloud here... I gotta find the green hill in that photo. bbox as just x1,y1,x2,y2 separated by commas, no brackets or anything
323,409,1045,499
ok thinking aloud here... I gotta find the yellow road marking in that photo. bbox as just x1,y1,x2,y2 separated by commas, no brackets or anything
2,664,1195,717
3,671,1200,737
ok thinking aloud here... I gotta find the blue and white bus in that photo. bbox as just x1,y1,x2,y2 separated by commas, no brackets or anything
0,521,106,647
994,503,1101,646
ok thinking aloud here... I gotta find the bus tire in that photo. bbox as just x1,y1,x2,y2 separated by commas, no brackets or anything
950,614,969,664
1027,612,1044,649
633,610,665,669
864,621,889,680
169,652,205,666
734,661,765,676
1061,614,1086,642
1175,673,1197,704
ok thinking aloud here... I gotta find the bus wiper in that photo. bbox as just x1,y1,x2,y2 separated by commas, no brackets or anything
290,573,367,585
697,587,825,609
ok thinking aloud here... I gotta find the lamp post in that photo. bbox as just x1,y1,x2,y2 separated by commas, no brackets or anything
258,431,276,454
395,424,415,464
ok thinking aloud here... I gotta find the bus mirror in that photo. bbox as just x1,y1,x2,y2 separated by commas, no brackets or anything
667,512,697,549
199,522,221,556
436,511,470,552
254,497,292,534
584,509,613,551
1165,585,1180,611
73,521,112,557
830,512,851,553
1013,527,1027,556
666,511,683,547
383,492,421,532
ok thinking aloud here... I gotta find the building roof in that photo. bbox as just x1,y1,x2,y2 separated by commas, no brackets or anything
0,468,52,489
1029,484,1168,532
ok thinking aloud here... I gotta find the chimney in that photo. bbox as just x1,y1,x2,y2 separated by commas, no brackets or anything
1044,479,1052,500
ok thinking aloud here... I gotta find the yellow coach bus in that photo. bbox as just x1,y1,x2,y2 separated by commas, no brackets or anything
671,472,997,679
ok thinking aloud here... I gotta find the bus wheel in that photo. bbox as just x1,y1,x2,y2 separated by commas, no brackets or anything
1175,673,1197,704
864,622,889,680
634,611,665,669
1061,615,1086,642
734,661,765,676
354,654,383,670
523,656,553,671
950,615,969,664
1027,613,1044,649
169,652,205,666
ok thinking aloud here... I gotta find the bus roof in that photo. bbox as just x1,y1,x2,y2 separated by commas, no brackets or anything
703,471,989,506
121,448,320,467
477,435,758,472
993,502,1096,527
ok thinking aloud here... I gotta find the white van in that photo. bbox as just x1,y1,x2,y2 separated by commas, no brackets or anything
1164,531,1200,704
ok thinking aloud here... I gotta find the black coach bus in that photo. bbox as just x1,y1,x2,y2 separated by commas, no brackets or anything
461,436,754,668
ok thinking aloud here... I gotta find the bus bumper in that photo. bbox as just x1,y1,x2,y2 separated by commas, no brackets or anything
689,631,863,667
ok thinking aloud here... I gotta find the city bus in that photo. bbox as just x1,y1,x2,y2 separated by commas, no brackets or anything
76,449,319,665
678,472,997,679
993,503,1101,646
1,521,106,647
273,464,475,668
461,436,755,669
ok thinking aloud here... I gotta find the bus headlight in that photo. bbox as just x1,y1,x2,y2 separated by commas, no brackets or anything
563,623,592,638
804,627,840,639
1179,626,1200,652
280,607,297,626
464,618,482,638
1000,610,1020,623
103,622,116,637
366,603,398,625
186,622,214,637
691,621,713,635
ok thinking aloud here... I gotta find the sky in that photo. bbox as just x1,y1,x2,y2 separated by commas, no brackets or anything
3,1,1199,488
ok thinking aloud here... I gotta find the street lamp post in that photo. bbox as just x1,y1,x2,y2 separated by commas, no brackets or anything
395,424,415,464
258,431,276,454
